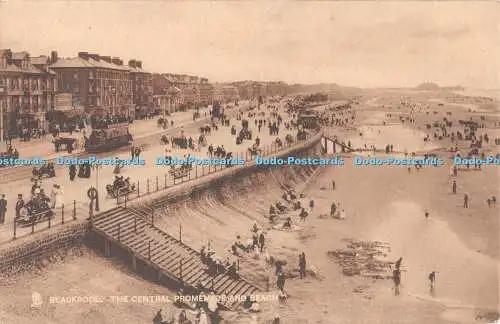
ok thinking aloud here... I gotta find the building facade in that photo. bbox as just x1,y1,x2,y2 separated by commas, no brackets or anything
232,81,288,100
49,52,134,118
198,78,214,107
0,49,57,137
128,59,153,118
153,73,214,111
213,83,239,103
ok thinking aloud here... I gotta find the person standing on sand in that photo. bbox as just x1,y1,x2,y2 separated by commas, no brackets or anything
429,271,436,288
332,180,336,191
152,309,163,324
299,252,306,279
452,180,457,194
393,269,401,294
464,194,469,208
277,271,286,292
395,257,403,271
425,210,429,222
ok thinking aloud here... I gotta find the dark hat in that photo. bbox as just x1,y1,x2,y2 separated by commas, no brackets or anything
18,194,22,197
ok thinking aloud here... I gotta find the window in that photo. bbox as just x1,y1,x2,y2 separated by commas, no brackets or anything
73,73,78,80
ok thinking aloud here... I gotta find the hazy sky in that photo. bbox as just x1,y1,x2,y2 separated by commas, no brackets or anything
1,1,499,88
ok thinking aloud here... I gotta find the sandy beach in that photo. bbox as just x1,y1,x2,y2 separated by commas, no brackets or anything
1,91,498,324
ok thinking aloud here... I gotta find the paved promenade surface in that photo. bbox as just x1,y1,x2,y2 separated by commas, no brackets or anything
0,100,292,244
5,106,212,161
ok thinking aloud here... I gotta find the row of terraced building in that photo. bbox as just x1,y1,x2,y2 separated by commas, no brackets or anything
0,48,289,136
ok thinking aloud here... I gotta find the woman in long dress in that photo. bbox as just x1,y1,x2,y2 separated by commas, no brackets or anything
50,184,57,208
54,185,64,209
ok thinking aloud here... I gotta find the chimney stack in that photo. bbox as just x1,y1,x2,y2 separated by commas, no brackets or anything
50,51,58,63
89,53,100,61
128,59,136,68
78,52,89,60
111,57,120,65
100,56,111,63
135,61,142,69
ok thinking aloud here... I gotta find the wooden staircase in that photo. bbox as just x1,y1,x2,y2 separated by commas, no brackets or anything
91,207,262,310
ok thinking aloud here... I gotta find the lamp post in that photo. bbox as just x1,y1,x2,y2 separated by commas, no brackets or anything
111,87,116,117
92,164,101,211
166,86,179,125
0,86,4,152
163,95,167,129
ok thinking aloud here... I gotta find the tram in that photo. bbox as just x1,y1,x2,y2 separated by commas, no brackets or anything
85,123,132,153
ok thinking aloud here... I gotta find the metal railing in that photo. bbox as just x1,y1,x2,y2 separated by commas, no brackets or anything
0,200,89,245
116,130,322,206
1,129,323,245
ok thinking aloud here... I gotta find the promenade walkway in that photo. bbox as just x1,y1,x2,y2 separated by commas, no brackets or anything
5,107,211,161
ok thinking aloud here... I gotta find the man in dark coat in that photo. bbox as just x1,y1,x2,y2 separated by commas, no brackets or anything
0,194,6,224
258,232,265,252
69,164,76,181
15,194,24,219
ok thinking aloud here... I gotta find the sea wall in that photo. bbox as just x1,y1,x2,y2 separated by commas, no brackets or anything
0,131,323,275
133,130,324,207
0,220,89,276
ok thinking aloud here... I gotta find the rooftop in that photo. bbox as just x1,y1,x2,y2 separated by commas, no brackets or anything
50,56,131,71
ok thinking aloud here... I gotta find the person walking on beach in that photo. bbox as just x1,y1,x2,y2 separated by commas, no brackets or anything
464,194,469,208
299,252,306,279
452,180,457,194
276,271,286,293
258,232,265,253
309,199,314,212
425,210,429,222
0,194,6,224
428,271,436,288
395,257,403,271
393,269,401,295
332,180,336,191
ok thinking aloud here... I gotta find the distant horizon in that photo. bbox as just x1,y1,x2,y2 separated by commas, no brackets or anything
1,2,498,89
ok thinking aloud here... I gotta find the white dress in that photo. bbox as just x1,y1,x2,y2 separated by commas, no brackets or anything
198,311,208,324
54,187,64,208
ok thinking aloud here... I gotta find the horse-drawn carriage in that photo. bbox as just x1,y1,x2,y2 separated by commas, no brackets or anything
239,128,252,140
106,178,136,198
169,164,192,179
296,130,307,141
160,134,170,145
200,125,211,135
54,137,76,153
171,136,188,149
198,134,207,147
16,196,53,226
32,163,56,179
